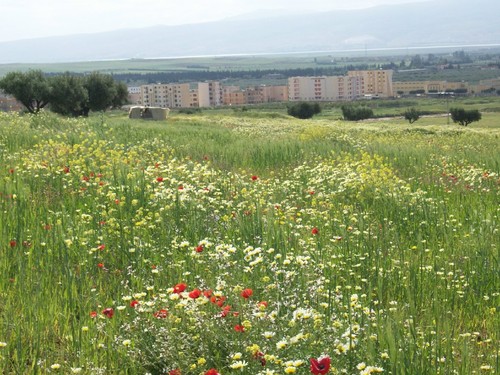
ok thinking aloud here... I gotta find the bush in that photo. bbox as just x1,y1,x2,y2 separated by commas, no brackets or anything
449,107,482,126
341,105,374,121
403,107,420,124
287,102,321,119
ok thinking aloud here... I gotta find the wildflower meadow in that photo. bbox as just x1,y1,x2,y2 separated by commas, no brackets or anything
0,110,498,374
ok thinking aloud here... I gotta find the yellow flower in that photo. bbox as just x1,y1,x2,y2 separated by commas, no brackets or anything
197,357,206,365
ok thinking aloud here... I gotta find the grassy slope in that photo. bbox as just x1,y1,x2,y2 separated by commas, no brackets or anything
0,110,498,374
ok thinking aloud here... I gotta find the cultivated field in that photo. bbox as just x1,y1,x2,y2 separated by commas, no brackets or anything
0,110,498,374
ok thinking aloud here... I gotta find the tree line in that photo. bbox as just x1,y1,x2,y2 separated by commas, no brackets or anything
0,70,128,116
113,67,360,85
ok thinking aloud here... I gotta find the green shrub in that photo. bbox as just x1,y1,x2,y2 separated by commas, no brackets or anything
287,102,321,119
341,105,374,121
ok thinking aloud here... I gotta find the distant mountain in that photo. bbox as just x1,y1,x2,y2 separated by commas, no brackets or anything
1,0,499,64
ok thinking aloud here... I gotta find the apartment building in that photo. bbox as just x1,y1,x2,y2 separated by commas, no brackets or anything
223,85,289,105
223,86,246,106
198,81,223,107
140,83,192,108
288,75,362,102
260,85,288,103
393,80,469,95
347,70,394,97
127,86,141,105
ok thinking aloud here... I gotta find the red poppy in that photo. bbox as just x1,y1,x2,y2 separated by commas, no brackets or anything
97,263,104,269
241,288,253,299
195,245,204,253
97,244,105,251
153,309,168,318
178,185,184,190
310,356,331,375
220,305,232,318
311,227,319,235
169,370,181,375
210,295,226,307
203,290,213,298
258,301,268,308
188,289,201,299
156,177,164,183
130,300,139,308
89,311,97,318
9,240,17,248
205,369,220,375
251,175,258,181
102,308,114,318
234,324,245,332
173,283,187,294
254,351,266,366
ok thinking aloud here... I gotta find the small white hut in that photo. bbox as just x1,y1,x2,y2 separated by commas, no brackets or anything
129,106,170,121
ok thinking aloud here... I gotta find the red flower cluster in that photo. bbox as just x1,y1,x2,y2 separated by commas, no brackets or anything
205,369,220,375
188,289,202,299
173,283,187,294
310,356,331,375
153,309,168,319
102,308,114,318
240,288,253,299
234,324,245,332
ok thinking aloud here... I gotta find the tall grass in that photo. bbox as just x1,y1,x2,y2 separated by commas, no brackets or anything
0,110,498,374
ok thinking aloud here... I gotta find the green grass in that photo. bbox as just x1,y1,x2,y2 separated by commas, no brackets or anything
0,109,498,374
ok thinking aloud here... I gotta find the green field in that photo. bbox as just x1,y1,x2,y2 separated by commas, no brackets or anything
1,47,500,87
0,108,498,374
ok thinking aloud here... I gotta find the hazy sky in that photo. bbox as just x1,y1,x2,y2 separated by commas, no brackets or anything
0,0,433,43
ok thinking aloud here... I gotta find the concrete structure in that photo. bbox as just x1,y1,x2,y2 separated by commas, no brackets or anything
128,106,169,120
